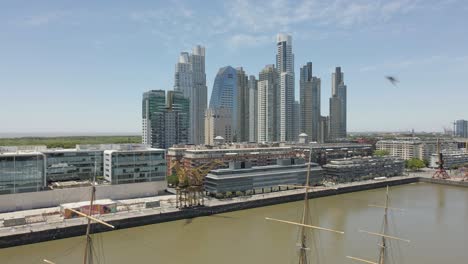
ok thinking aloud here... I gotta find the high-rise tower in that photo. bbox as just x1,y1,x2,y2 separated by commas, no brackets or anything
300,62,321,142
142,90,166,146
329,67,347,140
174,45,207,145
258,64,280,142
248,75,258,143
276,34,295,142
236,67,249,142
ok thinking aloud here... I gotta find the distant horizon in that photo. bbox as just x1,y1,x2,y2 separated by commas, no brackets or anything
0,129,451,139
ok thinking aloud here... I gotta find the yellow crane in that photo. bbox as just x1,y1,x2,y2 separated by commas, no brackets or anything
174,160,225,208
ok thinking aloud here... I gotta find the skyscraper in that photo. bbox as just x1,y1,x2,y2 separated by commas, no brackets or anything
142,90,166,146
329,67,347,140
258,64,280,142
142,90,189,149
174,52,193,141
276,34,295,142
455,119,468,138
292,101,300,141
209,66,239,140
174,45,207,145
190,45,207,145
248,75,258,142
205,107,233,145
236,67,249,142
300,62,321,142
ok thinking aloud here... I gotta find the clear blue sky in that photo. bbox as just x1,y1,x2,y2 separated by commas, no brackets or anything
1,0,467,134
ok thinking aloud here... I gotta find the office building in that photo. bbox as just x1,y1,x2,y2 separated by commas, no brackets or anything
43,146,104,182
142,90,166,146
276,34,295,142
323,156,404,183
300,62,321,142
210,66,238,140
293,101,300,142
205,107,233,145
143,90,189,149
258,64,280,142
248,75,258,142
103,145,166,185
290,142,373,165
236,67,250,142
166,144,297,177
329,67,347,139
318,116,329,143
455,119,468,138
205,159,323,195
174,46,207,145
0,152,46,194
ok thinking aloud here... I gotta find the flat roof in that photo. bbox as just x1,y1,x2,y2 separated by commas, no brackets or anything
206,166,322,180
60,199,115,208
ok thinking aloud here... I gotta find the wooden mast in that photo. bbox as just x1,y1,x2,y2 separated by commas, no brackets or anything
43,153,114,264
83,182,96,264
378,186,389,264
266,147,344,264
346,186,409,264
298,149,313,264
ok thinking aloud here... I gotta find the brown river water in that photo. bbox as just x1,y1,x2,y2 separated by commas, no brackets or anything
0,182,467,264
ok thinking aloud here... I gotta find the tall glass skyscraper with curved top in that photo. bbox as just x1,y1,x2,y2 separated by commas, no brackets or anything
209,66,238,140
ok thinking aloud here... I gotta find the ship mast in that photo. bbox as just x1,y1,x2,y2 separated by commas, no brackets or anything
266,147,344,264
44,153,114,264
346,186,409,264
298,149,313,264
378,186,389,264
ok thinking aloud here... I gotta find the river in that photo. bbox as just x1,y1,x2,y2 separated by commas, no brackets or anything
0,182,467,264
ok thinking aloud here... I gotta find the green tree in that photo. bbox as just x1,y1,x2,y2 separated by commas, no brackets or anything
405,158,425,171
374,150,390,157
166,174,179,187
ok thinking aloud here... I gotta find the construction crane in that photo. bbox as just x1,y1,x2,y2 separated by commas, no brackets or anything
174,160,225,208
432,138,450,179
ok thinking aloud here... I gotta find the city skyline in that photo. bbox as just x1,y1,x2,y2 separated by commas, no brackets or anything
1,0,467,134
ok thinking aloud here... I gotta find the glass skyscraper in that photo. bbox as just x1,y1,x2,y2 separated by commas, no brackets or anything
209,66,238,140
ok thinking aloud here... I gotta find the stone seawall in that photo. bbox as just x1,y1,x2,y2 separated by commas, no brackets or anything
419,177,468,187
0,176,438,249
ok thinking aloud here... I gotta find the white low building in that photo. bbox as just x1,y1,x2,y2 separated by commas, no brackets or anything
103,145,166,185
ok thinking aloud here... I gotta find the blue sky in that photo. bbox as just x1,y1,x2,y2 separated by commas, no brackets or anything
0,0,467,134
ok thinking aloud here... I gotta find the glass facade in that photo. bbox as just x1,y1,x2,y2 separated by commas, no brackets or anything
104,150,166,185
44,150,104,182
0,153,45,194
209,66,238,134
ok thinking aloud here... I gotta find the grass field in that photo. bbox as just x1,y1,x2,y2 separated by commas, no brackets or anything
0,136,141,148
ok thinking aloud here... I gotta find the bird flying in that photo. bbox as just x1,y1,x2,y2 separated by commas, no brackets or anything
385,76,399,86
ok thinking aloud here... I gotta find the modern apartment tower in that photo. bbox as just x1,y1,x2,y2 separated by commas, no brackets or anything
174,52,193,141
300,62,321,142
142,90,166,146
258,64,280,142
248,75,258,142
142,90,189,149
174,45,207,145
276,34,295,142
236,67,250,142
454,119,468,138
209,66,239,140
329,67,347,140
